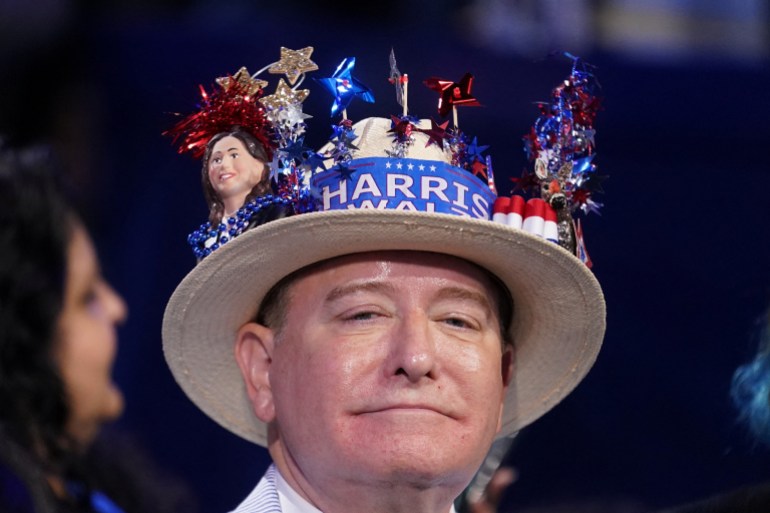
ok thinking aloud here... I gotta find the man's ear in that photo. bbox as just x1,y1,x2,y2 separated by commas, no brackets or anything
234,322,276,423
501,345,514,388
496,345,515,433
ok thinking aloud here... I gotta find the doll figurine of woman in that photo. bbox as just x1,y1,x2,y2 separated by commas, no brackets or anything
166,66,308,260
202,129,271,227
189,126,295,259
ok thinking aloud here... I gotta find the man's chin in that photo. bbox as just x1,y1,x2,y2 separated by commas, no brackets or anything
369,459,476,494
347,441,479,487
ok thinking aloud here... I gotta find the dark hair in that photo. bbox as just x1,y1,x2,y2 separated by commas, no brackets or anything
0,146,75,473
201,128,271,226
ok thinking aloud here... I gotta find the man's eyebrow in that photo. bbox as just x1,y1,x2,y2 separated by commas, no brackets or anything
325,281,397,303
324,281,494,313
434,286,495,316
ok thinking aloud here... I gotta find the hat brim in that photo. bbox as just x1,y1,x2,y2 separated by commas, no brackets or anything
162,210,605,446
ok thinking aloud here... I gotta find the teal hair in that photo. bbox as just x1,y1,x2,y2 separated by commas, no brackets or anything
731,308,770,445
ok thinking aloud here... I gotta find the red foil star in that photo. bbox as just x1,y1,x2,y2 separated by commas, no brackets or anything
470,159,488,180
572,188,591,206
388,115,414,142
417,119,450,149
510,168,540,194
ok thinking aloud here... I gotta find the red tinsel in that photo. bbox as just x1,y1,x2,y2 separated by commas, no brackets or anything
164,81,275,160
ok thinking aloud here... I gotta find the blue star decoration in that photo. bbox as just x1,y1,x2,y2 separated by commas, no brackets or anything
334,162,357,182
465,137,489,160
281,137,310,162
301,152,328,175
315,57,375,117
331,123,360,150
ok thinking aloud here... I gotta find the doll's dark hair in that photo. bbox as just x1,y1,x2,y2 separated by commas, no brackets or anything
201,128,271,227
0,145,75,473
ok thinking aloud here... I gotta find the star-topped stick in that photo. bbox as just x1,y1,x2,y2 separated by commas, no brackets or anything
388,49,409,117
316,57,375,120
259,78,314,193
216,67,267,96
267,46,319,86
423,72,481,129
260,79,310,111
254,50,316,162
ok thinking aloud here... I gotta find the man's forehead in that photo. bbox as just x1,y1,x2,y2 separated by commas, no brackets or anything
301,250,497,287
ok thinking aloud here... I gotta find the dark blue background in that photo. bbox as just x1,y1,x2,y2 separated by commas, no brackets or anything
2,2,769,511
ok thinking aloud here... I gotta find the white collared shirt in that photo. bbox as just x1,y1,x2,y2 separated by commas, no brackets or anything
274,467,458,513
232,464,457,513
274,468,322,513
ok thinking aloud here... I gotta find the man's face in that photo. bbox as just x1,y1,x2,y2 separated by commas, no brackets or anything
264,251,511,490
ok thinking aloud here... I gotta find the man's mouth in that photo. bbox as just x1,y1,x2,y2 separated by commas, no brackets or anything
364,403,453,418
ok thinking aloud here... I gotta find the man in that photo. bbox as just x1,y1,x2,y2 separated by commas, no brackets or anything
162,116,606,513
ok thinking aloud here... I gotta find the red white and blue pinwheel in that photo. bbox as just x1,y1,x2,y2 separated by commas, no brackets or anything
423,73,480,118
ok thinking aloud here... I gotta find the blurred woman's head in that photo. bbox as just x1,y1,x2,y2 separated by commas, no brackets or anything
0,146,126,468
56,222,126,445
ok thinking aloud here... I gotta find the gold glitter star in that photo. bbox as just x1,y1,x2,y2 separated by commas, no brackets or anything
216,67,267,96
268,46,319,85
260,79,310,110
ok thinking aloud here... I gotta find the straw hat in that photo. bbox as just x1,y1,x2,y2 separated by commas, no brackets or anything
162,117,606,447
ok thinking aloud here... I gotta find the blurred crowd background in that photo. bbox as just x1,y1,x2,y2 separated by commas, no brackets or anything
1,1,768,511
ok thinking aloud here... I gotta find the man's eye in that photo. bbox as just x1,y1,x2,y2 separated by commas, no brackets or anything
442,316,478,330
347,311,377,321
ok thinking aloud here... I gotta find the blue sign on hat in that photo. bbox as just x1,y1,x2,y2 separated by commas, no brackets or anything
312,156,495,220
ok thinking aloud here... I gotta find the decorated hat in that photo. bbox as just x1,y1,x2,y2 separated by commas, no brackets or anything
162,50,606,446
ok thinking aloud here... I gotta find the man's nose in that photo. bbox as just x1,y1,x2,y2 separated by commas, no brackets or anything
389,314,437,383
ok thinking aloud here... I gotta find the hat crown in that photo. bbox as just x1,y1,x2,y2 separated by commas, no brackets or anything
312,117,495,220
